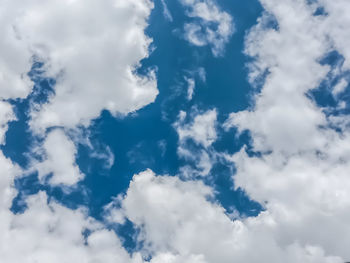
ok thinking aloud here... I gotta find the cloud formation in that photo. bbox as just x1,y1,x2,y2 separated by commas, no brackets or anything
33,129,84,186
2,0,350,262
173,109,217,177
175,109,217,148
107,170,343,263
180,0,234,56
0,101,16,145
1,0,158,132
0,1,158,260
224,0,350,261
0,0,159,187
0,152,144,262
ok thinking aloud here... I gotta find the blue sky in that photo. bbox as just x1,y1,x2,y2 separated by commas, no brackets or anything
1,0,350,262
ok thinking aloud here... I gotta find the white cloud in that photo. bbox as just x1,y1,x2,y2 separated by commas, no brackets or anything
185,77,195,100
183,23,208,46
180,0,234,56
174,109,217,148
0,1,159,259
0,2,33,100
0,193,144,263
225,2,331,155
197,67,206,82
320,0,350,70
0,0,158,132
332,78,348,97
106,169,343,263
0,0,157,233
0,148,144,263
2,0,350,262
178,149,213,177
0,101,16,145
0,151,20,210
150,253,207,263
223,0,350,261
0,150,344,263
33,129,83,186
160,0,173,22
0,0,157,258
173,109,218,177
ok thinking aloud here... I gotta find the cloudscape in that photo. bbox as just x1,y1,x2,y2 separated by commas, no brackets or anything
1,0,350,262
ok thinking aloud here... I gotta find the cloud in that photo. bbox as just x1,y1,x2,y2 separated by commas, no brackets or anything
2,0,350,262
106,169,343,263
183,67,205,101
0,2,33,100
0,101,16,145
173,109,218,177
32,129,84,186
0,0,158,132
160,0,173,22
0,0,158,259
150,253,207,263
0,0,157,200
0,161,343,262
185,77,195,100
320,0,350,70
89,145,115,170
174,109,217,148
223,0,350,261
179,0,234,56
0,148,144,262
226,2,331,155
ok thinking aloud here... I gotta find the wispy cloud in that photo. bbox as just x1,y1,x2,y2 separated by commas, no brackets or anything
180,0,235,56
160,0,173,22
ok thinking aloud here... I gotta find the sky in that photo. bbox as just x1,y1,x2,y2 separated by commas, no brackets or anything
1,0,350,262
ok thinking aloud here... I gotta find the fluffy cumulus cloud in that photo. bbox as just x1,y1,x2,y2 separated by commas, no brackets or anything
0,160,343,263
107,0,350,262
0,0,157,261
226,2,330,155
0,1,33,100
0,0,159,185
107,170,343,263
179,0,234,56
32,129,84,186
174,109,217,148
223,0,350,261
0,0,158,132
0,151,145,262
321,0,350,70
160,0,173,22
185,76,195,100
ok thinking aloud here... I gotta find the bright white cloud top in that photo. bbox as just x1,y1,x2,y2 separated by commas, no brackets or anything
1,0,158,132
34,129,84,186
1,0,350,262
